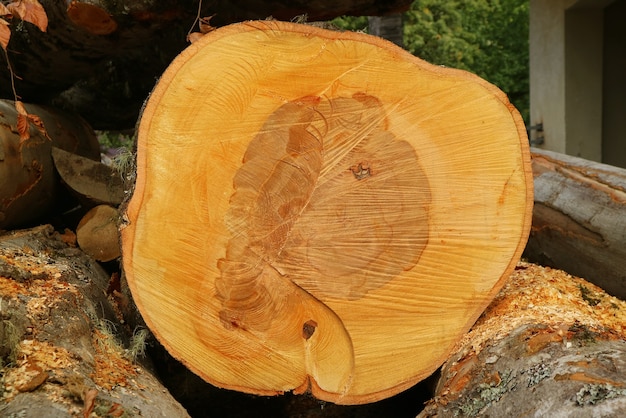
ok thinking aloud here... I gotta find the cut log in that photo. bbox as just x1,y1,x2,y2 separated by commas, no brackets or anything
525,147,626,300
52,146,125,207
0,100,100,229
418,262,626,417
120,21,533,404
0,225,189,417
0,0,412,129
76,204,121,262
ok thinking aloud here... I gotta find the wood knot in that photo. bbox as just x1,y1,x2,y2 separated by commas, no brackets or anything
350,162,371,180
302,320,318,340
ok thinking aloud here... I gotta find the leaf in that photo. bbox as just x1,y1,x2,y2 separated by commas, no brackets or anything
14,101,49,143
107,403,125,417
187,31,203,43
15,100,30,142
82,388,98,418
199,15,216,34
27,112,48,138
187,14,216,43
6,2,25,20
7,0,47,32
67,2,116,35
24,0,47,32
0,19,10,50
0,4,11,16
14,100,28,116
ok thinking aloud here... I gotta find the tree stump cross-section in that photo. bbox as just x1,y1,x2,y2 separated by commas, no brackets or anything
121,20,533,405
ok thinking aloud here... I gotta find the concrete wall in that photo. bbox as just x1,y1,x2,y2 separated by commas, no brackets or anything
529,0,574,154
530,0,626,167
602,0,626,167
564,7,603,161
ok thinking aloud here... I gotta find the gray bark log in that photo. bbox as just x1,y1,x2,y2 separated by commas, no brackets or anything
0,225,189,417
419,325,626,417
419,262,626,417
524,147,626,299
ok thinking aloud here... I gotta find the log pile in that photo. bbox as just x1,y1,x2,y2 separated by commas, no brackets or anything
1,9,625,417
3,228,626,416
0,0,413,129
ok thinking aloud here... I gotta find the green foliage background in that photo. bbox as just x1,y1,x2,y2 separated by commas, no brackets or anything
332,0,529,123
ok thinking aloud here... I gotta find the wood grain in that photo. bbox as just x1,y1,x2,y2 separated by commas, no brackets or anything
121,20,533,404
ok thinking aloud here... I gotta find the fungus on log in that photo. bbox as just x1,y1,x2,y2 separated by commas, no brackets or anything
120,21,533,405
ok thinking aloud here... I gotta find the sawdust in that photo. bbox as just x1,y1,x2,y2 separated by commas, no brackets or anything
0,245,138,406
454,261,626,358
91,328,138,390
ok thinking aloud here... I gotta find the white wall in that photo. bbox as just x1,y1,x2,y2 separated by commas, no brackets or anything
529,0,624,165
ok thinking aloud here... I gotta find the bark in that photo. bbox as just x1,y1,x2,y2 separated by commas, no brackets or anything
0,0,412,130
120,20,532,405
524,147,626,300
419,262,626,417
0,99,100,230
0,225,189,417
51,147,125,208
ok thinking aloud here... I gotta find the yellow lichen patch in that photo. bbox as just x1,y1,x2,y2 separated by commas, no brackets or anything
91,328,137,390
453,262,626,357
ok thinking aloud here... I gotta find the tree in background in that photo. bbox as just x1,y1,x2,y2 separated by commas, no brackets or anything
333,0,529,123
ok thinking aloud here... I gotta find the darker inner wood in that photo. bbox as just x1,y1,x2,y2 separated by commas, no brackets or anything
216,93,431,330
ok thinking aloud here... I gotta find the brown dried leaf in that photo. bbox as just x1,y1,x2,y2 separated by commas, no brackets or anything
26,112,48,138
187,31,203,43
0,4,11,16
199,14,216,34
14,100,28,116
0,19,10,50
6,2,26,20
15,101,31,142
22,0,47,32
107,403,125,417
16,114,30,142
14,101,49,142
82,388,98,418
7,0,47,32
67,2,117,35
15,370,48,392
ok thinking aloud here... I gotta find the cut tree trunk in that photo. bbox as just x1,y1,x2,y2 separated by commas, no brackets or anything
524,147,626,300
0,0,412,129
418,262,626,417
120,21,533,405
0,225,189,417
0,100,100,229
51,146,125,208
76,204,121,262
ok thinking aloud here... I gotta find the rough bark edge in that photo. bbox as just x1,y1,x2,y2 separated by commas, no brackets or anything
0,225,189,417
525,147,626,299
419,262,626,416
